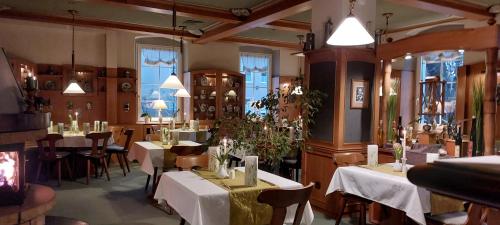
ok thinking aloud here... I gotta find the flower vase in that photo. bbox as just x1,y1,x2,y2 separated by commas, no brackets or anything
393,159,402,172
216,161,228,179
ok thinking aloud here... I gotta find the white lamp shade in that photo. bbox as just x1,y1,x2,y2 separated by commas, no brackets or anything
161,74,185,89
63,81,85,94
152,100,167,110
327,16,374,46
174,88,191,98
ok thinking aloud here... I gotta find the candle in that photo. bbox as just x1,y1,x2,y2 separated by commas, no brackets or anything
223,137,228,153
33,76,38,90
75,112,79,121
402,130,407,159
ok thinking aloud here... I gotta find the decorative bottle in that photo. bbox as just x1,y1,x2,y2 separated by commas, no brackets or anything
377,120,384,147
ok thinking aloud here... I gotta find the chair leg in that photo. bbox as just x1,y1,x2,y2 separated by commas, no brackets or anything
335,197,347,225
64,158,73,180
101,157,111,181
180,218,186,225
86,159,91,185
36,161,43,183
358,203,366,225
107,153,112,167
57,160,62,186
295,168,300,182
124,153,130,172
145,175,151,192
117,153,126,176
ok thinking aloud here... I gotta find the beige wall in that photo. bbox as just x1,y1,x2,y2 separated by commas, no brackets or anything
0,18,302,77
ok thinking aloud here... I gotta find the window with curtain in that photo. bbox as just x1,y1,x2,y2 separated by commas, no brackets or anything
240,53,271,114
420,51,463,124
138,45,179,120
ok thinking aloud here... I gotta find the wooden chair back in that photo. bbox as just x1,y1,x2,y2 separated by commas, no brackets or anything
333,152,365,167
37,133,63,160
257,183,314,225
85,132,112,157
122,129,135,150
109,126,124,143
171,145,204,156
176,154,209,171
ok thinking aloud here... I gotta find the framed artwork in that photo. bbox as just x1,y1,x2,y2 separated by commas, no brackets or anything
351,80,370,109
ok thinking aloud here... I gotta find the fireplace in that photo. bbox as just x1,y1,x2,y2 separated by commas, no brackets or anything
0,143,25,206
0,48,49,207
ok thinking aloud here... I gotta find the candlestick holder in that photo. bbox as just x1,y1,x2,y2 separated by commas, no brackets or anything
401,157,408,173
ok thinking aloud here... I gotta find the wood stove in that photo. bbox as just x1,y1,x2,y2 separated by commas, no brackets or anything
0,48,49,207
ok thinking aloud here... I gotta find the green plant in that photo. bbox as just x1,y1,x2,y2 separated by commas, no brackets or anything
472,81,484,156
140,112,151,118
386,79,399,142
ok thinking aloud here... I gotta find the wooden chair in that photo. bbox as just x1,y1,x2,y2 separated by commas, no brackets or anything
36,134,73,186
426,204,488,225
257,182,314,225
170,145,205,156
176,154,208,171
106,129,134,176
332,152,372,225
78,132,112,185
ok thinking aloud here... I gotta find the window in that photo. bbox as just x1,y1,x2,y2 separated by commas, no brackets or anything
138,45,180,121
240,53,271,114
420,51,463,124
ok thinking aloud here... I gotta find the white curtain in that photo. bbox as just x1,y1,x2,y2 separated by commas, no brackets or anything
142,48,177,67
240,53,270,73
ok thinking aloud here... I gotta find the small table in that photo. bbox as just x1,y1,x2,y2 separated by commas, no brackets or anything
154,168,314,225
326,164,431,225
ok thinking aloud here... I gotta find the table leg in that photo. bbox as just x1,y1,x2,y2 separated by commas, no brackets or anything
152,167,159,194
145,175,151,192
180,218,186,225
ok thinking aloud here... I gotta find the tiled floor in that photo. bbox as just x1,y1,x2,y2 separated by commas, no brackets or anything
44,164,354,225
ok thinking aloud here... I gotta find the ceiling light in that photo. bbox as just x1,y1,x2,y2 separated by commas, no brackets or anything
404,53,412,60
327,0,374,46
63,10,85,95
161,74,185,89
174,88,191,98
152,100,167,110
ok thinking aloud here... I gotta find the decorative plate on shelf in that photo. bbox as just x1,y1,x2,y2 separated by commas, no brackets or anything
208,105,215,112
201,76,209,86
44,80,56,90
121,82,132,92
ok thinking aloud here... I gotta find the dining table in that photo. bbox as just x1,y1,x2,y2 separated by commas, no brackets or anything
326,163,463,225
48,131,115,148
154,167,315,225
170,128,209,142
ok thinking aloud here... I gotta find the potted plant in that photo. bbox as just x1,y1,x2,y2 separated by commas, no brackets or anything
140,112,151,124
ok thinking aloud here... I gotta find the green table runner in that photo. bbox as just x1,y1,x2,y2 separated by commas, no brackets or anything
151,141,177,169
195,170,277,225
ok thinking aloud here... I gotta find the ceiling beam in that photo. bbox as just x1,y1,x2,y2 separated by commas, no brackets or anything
385,17,465,34
0,10,301,50
384,0,493,21
92,0,310,32
221,36,301,50
263,20,310,32
0,10,198,39
194,0,311,44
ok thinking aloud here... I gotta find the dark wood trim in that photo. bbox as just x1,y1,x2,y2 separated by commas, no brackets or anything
221,36,301,50
263,19,311,32
384,0,493,21
194,0,311,44
484,48,498,155
385,17,465,35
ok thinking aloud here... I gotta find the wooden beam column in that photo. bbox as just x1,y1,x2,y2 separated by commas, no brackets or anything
484,48,498,155
382,60,392,142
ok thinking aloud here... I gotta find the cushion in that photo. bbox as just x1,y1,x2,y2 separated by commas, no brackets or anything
427,211,467,225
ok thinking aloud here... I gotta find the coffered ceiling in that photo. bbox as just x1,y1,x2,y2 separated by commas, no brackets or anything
0,0,498,49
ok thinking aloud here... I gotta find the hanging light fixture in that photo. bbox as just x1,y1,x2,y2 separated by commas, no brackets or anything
174,88,191,98
327,0,374,46
63,10,85,94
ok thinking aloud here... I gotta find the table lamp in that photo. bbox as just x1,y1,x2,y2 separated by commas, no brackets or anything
153,99,167,124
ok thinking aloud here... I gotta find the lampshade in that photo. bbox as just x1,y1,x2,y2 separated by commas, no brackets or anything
152,100,167,110
63,80,85,94
327,15,374,46
161,74,185,89
174,88,191,98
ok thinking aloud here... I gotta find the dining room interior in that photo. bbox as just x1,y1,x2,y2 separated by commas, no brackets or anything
1,0,500,225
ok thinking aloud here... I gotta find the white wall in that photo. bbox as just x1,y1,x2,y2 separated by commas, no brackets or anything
0,18,302,77
0,18,106,66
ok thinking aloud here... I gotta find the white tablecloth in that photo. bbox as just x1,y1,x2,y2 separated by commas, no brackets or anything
49,131,114,148
326,165,431,225
154,167,314,225
127,141,202,175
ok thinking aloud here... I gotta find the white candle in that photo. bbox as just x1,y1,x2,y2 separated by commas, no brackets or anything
75,112,79,121
402,130,407,158
223,137,227,153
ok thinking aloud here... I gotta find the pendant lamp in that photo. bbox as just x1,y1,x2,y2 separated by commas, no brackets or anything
63,10,85,94
327,0,374,46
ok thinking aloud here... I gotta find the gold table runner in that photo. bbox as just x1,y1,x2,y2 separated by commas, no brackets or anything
359,164,464,215
151,141,177,169
195,170,276,225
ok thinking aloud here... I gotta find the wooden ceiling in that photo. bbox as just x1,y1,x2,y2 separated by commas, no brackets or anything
0,0,497,50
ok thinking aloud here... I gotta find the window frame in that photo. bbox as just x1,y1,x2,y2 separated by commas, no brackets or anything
239,52,272,114
136,43,182,122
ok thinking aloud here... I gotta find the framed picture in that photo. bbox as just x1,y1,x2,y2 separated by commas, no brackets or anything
351,80,370,109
